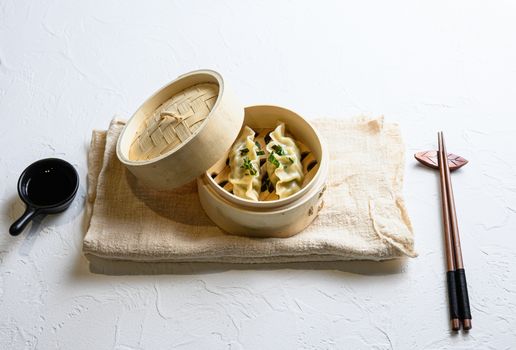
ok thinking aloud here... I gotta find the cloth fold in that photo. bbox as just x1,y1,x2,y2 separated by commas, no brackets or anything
83,117,416,263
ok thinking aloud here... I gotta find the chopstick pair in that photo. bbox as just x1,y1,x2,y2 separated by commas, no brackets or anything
437,132,472,331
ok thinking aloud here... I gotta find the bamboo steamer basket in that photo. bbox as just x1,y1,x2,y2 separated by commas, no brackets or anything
197,105,328,238
117,70,244,190
117,70,328,238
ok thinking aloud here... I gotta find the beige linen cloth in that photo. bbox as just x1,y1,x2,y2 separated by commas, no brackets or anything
83,117,416,263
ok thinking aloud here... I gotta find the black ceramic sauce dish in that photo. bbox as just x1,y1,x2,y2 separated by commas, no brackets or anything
9,158,79,236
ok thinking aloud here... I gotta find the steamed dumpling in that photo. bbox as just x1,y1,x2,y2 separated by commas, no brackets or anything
228,126,264,200
266,123,304,199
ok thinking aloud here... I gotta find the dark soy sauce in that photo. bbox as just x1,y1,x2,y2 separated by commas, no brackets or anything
25,166,75,206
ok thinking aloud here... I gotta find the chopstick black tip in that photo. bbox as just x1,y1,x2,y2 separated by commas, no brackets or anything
447,271,460,322
455,268,472,321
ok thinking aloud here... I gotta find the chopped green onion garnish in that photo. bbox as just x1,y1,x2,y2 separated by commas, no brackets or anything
271,144,286,156
268,153,280,168
240,157,257,176
240,148,249,156
257,150,265,156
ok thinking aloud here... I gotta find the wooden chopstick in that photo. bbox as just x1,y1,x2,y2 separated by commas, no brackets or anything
438,132,461,331
439,132,472,331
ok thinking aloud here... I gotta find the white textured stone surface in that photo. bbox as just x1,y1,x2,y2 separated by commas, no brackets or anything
1,0,515,348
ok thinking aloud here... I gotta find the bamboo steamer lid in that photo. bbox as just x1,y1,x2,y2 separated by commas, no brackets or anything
117,70,244,190
128,83,219,161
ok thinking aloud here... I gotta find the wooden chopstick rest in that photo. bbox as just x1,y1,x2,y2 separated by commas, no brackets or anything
415,150,468,171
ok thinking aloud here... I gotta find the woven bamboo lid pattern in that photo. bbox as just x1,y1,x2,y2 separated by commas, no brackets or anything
129,83,219,160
